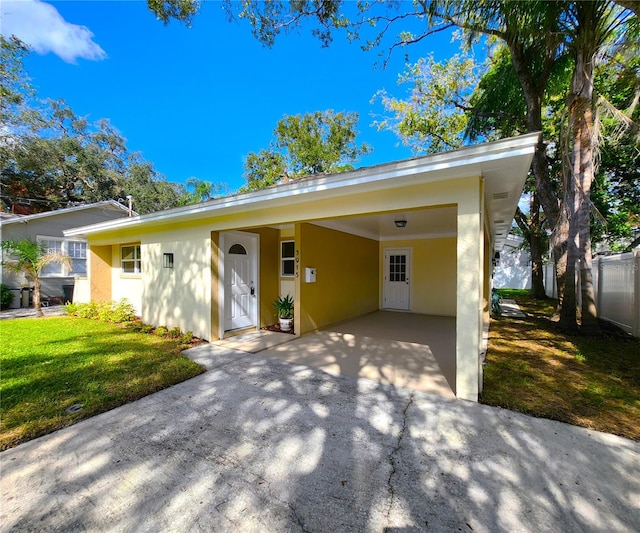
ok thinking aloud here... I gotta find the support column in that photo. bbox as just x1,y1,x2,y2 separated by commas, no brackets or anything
456,178,484,401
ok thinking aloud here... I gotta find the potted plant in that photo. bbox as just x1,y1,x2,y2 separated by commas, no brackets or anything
273,294,294,332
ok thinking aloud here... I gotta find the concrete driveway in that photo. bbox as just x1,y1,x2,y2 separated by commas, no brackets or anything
1,344,638,532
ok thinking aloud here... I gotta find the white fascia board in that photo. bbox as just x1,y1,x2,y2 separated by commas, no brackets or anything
2,200,130,227
65,133,540,238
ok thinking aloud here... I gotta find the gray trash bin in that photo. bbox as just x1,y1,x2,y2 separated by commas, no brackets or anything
62,285,74,304
21,287,30,308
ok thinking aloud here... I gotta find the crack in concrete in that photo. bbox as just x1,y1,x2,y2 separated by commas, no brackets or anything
288,501,310,533
386,393,414,520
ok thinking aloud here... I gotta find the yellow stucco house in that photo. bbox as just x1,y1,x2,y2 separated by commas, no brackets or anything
65,133,538,402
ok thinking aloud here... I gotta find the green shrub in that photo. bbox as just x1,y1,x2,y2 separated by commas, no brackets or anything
64,302,78,315
179,331,194,346
66,299,136,324
168,326,182,339
154,326,168,337
76,301,101,319
0,284,14,309
110,299,136,323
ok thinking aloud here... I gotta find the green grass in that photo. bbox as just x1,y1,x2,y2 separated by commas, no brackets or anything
482,290,640,441
0,316,205,450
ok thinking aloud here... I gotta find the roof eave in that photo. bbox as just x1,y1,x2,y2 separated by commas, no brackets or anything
65,133,540,238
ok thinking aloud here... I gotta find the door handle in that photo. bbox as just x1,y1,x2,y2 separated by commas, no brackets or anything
250,287,255,295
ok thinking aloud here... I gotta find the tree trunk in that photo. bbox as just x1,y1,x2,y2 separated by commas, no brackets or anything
528,191,546,298
572,47,600,334
33,276,43,318
508,38,565,307
569,2,604,335
558,162,579,331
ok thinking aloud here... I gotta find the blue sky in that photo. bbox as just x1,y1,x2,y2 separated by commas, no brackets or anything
3,0,462,192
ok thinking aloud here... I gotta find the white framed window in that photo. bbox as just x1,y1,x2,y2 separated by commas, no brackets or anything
121,244,142,275
41,239,64,277
281,240,295,277
69,241,87,275
38,237,87,277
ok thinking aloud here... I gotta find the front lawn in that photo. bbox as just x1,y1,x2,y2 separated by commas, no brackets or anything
0,316,205,450
482,290,640,441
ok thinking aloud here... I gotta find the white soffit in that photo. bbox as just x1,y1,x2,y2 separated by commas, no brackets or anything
312,207,457,241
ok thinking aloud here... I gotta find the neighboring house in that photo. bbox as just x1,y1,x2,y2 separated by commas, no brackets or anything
65,133,539,401
493,234,532,290
0,201,132,308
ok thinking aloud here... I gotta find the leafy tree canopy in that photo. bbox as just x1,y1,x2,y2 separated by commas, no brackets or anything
0,35,219,215
241,110,371,192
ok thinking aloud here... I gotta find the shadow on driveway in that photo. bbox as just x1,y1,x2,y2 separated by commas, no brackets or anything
1,344,638,532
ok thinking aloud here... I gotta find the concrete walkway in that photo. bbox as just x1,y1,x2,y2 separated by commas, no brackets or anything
1,345,638,532
498,298,527,318
0,305,67,320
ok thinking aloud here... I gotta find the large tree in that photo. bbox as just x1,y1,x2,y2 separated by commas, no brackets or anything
241,110,371,192
0,36,207,215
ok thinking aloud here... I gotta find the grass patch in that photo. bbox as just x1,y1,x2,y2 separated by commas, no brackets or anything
482,291,640,441
0,316,205,450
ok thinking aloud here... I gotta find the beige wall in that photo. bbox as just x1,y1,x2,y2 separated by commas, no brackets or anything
380,237,456,317
297,223,379,335
139,228,212,340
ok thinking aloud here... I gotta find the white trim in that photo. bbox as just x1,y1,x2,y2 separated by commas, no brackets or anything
379,231,457,242
120,243,142,276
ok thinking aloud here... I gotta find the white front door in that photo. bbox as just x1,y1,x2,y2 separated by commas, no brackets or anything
383,248,411,311
223,232,258,331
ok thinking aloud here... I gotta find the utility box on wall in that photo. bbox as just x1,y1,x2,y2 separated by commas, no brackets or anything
305,267,317,283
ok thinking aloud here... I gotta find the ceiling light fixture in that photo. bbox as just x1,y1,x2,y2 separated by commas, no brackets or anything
394,218,407,228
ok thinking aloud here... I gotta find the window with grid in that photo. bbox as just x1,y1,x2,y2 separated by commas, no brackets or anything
281,241,295,277
68,241,87,275
40,239,64,276
121,245,142,275
389,254,406,282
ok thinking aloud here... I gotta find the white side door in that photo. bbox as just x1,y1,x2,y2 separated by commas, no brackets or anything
383,248,411,311
223,232,258,331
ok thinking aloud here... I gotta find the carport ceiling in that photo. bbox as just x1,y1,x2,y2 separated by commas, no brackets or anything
311,206,457,241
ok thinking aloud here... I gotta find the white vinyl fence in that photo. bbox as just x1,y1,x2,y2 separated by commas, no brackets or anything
544,250,640,337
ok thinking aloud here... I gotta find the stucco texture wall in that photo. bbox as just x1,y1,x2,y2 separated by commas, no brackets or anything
297,223,379,334
380,237,456,317
110,243,143,316
90,245,112,303
139,228,212,340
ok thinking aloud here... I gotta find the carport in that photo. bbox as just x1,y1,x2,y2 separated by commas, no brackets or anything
215,311,456,398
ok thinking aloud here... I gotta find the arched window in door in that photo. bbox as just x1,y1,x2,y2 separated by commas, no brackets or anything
229,243,247,255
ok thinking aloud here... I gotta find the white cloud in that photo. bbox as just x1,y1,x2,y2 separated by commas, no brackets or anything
1,0,106,63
